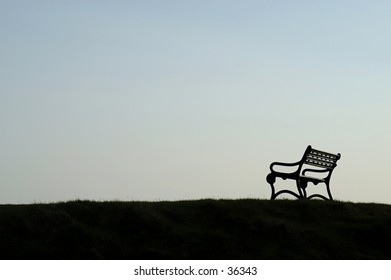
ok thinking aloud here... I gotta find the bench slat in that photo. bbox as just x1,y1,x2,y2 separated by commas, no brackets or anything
305,149,339,169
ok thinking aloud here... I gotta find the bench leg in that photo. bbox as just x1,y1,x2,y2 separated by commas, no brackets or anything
305,182,334,200
267,173,304,200
296,180,306,199
326,182,333,200
266,173,277,200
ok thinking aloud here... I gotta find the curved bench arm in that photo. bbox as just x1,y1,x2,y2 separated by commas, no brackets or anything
270,161,301,173
301,168,330,176
301,168,331,181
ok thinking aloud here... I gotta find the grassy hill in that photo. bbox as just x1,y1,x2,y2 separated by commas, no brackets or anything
1,199,391,259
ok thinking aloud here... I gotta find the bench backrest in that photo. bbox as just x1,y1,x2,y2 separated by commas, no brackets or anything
302,146,341,170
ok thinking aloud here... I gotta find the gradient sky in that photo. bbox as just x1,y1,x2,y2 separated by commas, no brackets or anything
1,0,390,204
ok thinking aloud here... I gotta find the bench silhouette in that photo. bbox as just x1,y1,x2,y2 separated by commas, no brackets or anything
266,145,341,200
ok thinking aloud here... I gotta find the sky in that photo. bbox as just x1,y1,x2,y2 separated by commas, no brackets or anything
1,0,390,204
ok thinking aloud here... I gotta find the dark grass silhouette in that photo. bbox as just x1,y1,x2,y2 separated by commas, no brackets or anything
1,199,391,259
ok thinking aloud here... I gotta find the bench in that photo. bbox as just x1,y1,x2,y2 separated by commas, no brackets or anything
266,145,341,200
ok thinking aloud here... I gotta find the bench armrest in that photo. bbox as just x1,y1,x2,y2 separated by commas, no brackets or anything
302,168,330,180
302,168,329,175
270,161,301,173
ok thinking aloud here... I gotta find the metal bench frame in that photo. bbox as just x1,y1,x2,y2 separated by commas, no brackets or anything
266,145,341,200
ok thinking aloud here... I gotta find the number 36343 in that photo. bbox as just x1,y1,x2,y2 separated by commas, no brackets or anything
227,267,257,276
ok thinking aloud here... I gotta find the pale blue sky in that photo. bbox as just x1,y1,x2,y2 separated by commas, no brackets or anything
1,0,390,204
